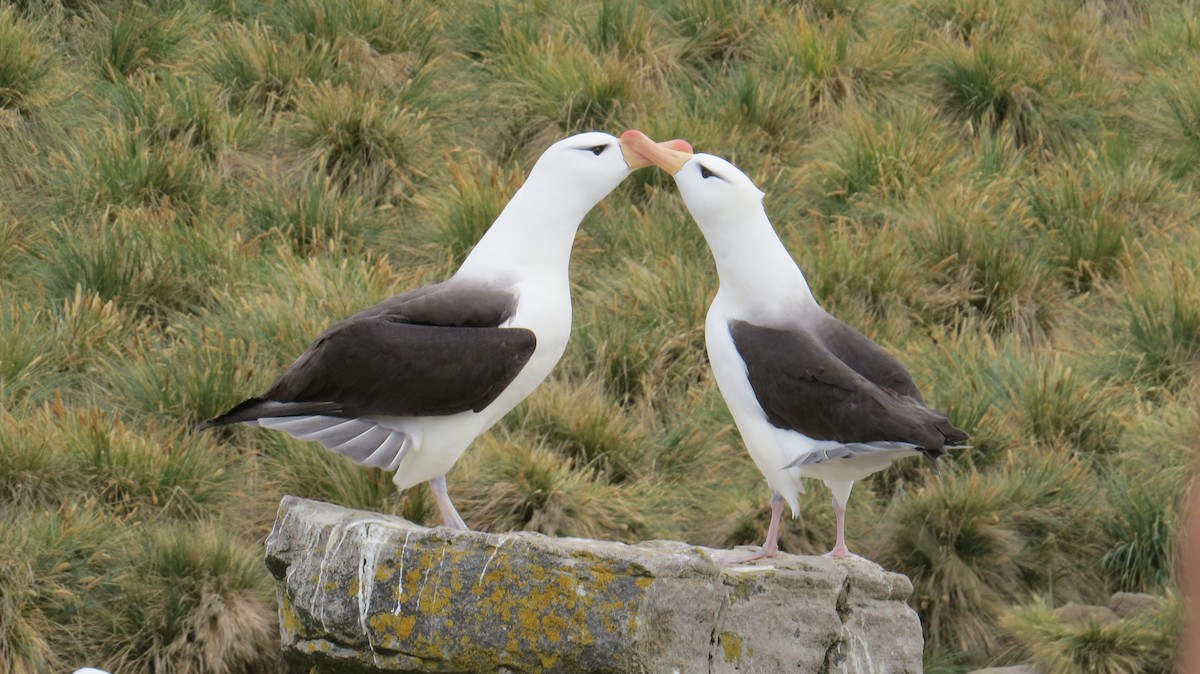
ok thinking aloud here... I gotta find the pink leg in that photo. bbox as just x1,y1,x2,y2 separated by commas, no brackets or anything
719,492,785,563
429,475,469,530
823,495,851,559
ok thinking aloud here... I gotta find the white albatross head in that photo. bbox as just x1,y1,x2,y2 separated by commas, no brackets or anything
522,131,694,207
620,129,815,310
618,130,766,236
453,131,692,278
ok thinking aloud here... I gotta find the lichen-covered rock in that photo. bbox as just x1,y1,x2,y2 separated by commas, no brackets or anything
266,496,923,673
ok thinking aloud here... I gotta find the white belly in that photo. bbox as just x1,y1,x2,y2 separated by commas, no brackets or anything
705,302,808,515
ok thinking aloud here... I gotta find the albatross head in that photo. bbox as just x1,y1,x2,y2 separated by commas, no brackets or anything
524,131,694,207
619,130,766,232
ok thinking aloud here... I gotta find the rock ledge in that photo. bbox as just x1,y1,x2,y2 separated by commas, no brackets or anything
266,496,923,673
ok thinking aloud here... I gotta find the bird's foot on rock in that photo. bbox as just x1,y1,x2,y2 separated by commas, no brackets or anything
822,544,864,561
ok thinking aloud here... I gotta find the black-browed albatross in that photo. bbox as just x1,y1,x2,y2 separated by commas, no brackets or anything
622,130,967,560
199,131,692,530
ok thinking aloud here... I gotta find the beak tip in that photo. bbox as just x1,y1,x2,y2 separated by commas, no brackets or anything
620,129,648,144
666,139,694,154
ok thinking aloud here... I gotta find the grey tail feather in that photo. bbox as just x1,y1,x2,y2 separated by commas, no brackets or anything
194,398,343,432
921,447,952,474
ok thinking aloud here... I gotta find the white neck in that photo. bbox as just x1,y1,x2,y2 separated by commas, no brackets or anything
701,205,816,313
454,178,594,283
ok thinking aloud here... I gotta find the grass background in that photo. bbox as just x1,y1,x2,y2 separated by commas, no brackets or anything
0,0,1196,671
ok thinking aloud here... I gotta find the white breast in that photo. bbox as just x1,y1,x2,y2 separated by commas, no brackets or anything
705,293,809,515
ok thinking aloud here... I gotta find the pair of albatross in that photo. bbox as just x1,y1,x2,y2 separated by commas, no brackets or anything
200,129,965,560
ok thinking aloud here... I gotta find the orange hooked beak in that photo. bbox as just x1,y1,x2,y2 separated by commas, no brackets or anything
620,129,695,174
621,132,693,171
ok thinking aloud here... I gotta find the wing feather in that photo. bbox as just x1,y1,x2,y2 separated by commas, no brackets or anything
728,320,966,449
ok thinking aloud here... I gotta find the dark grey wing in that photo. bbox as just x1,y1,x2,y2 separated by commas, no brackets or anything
728,320,964,449
199,282,535,428
811,312,923,402
264,317,535,416
360,280,519,327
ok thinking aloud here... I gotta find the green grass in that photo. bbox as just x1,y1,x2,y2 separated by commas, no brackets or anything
93,5,193,82
0,7,53,113
1,0,1195,671
1001,598,1178,674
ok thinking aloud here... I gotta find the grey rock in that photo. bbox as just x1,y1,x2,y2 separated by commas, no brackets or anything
1108,592,1166,619
1052,602,1119,626
266,496,924,673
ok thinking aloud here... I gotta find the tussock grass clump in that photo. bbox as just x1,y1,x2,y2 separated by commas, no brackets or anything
927,38,1045,146
789,218,932,328
1000,597,1178,674
660,0,760,67
812,105,956,214
503,38,644,134
0,7,53,113
710,67,815,149
93,5,192,81
0,302,65,405
872,452,1104,655
108,74,254,160
912,0,1022,42
1022,156,1164,289
115,524,281,674
908,187,1060,336
1012,358,1123,456
276,0,441,61
0,506,127,674
244,169,386,256
0,506,279,673
507,376,652,484
1151,74,1200,179
68,417,237,521
36,210,222,316
73,124,211,211
579,0,678,69
0,406,237,520
453,434,649,540
99,322,270,428
0,291,131,405
290,81,431,188
571,256,710,405
747,10,908,126
1098,474,1181,593
205,23,337,112
1119,258,1200,390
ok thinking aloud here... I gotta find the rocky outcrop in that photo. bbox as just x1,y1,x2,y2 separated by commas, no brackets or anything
265,496,924,673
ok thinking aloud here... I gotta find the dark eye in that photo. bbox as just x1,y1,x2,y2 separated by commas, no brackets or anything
588,144,607,156
700,164,719,179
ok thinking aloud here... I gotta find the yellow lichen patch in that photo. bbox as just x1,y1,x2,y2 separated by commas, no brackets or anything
279,591,301,635
375,563,395,583
370,612,417,641
720,632,745,662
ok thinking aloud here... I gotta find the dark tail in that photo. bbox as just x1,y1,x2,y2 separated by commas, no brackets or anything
923,420,970,474
195,398,343,432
